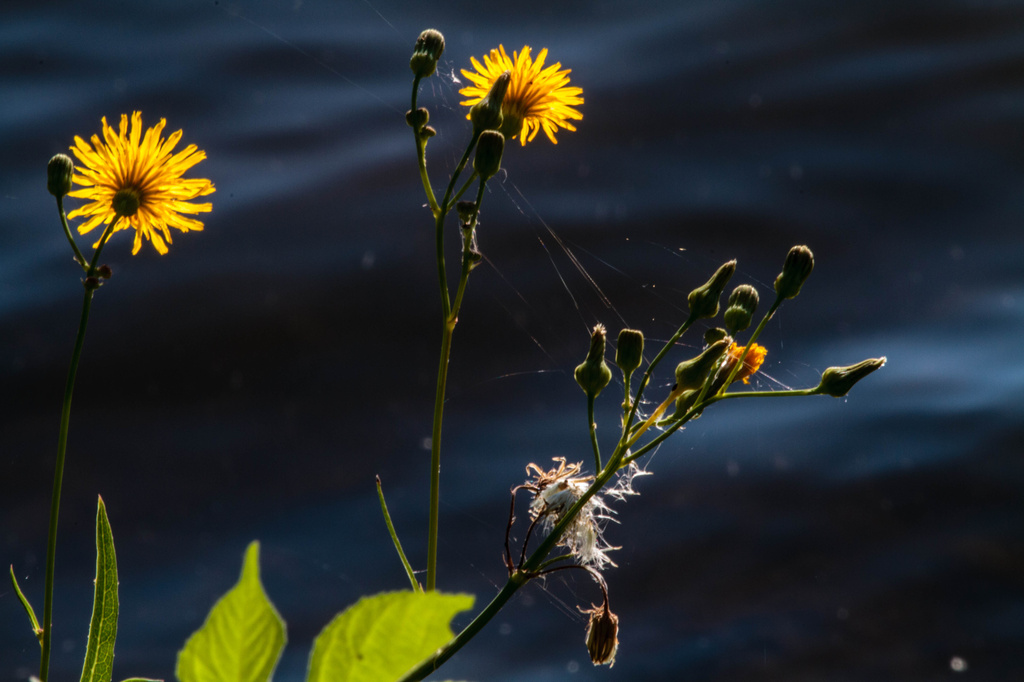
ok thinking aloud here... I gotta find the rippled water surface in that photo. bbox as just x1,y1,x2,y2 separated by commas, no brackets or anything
3,1,1024,680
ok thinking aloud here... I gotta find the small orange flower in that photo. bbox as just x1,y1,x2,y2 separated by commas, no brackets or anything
67,112,214,255
725,342,767,384
459,45,583,145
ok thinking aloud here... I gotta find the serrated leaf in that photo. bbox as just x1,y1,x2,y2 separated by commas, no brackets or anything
176,542,286,682
307,590,474,682
80,496,119,682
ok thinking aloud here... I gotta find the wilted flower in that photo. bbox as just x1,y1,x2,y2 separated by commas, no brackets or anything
460,45,583,145
582,601,620,667
722,342,767,385
67,112,214,255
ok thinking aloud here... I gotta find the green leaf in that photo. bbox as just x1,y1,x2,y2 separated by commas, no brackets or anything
9,564,43,645
307,590,474,682
119,678,163,682
176,541,286,682
80,495,119,682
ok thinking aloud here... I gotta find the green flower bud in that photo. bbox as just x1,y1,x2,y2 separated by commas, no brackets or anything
687,260,736,319
674,339,729,391
723,284,759,333
666,389,699,421
615,328,644,377
473,130,505,180
774,245,814,300
469,71,510,133
703,327,728,345
47,153,74,197
456,201,477,223
815,357,886,397
405,107,429,129
574,324,613,399
410,29,445,78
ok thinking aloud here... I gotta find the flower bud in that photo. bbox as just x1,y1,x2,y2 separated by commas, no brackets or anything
47,153,74,197
96,264,113,279
674,339,729,391
774,245,814,300
703,327,728,345
583,602,619,667
410,29,445,78
420,125,437,141
815,357,886,397
667,388,699,421
405,107,429,129
687,260,736,319
84,276,102,290
615,329,644,377
574,324,613,399
473,130,505,180
723,284,759,333
469,71,510,133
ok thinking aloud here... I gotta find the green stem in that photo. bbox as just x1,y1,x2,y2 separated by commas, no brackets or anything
425,317,453,593
411,75,440,216
56,197,87,270
587,395,601,472
39,219,115,682
621,313,697,436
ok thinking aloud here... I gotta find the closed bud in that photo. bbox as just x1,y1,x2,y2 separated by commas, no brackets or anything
420,125,437,140
473,130,505,180
84,276,102,290
724,284,759,333
815,357,886,397
574,324,613,399
47,153,75,197
688,260,736,319
674,339,729,391
774,245,814,300
666,388,699,421
405,107,429,129
703,327,728,345
583,602,619,667
410,29,445,78
469,71,510,132
96,264,113,279
615,329,644,377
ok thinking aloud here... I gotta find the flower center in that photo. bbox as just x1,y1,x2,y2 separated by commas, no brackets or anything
112,187,142,217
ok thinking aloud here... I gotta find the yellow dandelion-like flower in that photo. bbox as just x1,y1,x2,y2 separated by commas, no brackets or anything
725,342,768,384
67,111,214,255
460,45,583,145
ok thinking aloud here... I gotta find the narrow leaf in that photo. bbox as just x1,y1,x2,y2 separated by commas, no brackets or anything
9,564,43,645
119,678,163,682
80,495,119,682
375,476,420,592
176,541,286,682
307,590,474,682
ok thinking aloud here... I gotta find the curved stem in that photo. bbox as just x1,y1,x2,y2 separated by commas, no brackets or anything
621,313,697,436
411,75,440,216
55,197,87,270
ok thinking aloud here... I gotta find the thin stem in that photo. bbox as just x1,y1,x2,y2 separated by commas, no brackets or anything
39,219,116,682
411,75,440,216
425,317,453,593
621,313,697,436
55,197,87,270
587,395,601,472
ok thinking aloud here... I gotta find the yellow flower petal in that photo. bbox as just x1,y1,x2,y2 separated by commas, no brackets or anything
66,111,214,255
460,44,582,146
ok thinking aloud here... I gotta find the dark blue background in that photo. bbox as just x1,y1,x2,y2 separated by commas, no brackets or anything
3,0,1023,680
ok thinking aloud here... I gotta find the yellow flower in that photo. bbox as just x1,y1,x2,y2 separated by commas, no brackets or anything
67,112,214,255
725,342,767,384
460,45,583,145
